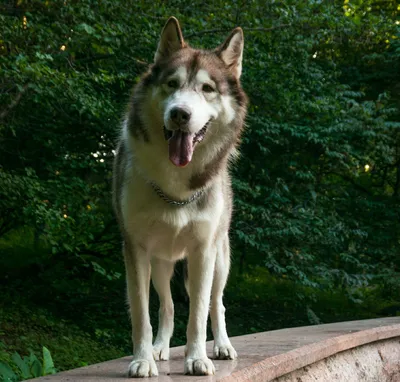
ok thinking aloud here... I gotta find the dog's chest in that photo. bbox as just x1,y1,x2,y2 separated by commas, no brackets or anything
122,181,223,260
137,217,198,261
132,137,197,200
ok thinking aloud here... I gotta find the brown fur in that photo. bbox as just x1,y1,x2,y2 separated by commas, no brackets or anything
123,45,247,192
112,18,248,378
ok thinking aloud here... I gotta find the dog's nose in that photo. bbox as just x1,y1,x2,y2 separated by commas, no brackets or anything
170,107,191,126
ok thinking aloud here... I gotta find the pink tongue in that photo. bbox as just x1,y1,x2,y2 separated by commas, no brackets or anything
168,130,194,167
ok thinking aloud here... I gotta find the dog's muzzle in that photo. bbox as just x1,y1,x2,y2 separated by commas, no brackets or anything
163,119,212,167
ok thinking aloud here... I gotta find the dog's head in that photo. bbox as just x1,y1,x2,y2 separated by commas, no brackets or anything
138,17,247,168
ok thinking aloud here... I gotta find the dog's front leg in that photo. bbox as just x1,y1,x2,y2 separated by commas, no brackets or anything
124,242,158,378
184,246,216,375
151,258,174,361
211,236,237,360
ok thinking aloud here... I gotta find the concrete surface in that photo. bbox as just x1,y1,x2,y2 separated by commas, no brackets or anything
274,338,400,382
28,317,400,382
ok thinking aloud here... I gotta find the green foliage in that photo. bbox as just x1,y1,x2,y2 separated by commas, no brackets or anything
0,347,55,382
1,0,399,289
229,0,400,289
0,297,126,373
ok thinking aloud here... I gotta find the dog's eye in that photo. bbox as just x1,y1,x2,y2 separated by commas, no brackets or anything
167,80,179,88
202,84,215,93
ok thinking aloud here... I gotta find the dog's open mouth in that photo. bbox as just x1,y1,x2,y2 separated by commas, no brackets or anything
163,119,211,167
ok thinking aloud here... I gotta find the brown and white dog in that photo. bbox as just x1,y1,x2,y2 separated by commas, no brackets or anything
113,17,247,378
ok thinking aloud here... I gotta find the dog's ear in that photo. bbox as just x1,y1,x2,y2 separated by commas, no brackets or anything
217,28,244,78
154,17,185,62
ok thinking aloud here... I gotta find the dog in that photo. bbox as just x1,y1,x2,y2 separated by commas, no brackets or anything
113,16,247,377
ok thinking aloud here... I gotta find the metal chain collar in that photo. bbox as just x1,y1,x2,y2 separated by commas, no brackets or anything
149,181,204,206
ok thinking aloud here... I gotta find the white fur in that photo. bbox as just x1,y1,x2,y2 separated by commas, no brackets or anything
164,90,216,134
128,67,238,202
122,155,228,377
151,258,174,361
120,29,241,378
174,66,187,82
162,67,220,135
220,30,244,78
196,69,216,88
154,17,183,62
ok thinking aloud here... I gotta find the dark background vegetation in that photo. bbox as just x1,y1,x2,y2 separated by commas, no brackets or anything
1,0,399,379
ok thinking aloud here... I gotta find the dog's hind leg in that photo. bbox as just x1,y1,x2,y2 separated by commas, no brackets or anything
124,241,158,378
210,235,237,360
151,258,174,361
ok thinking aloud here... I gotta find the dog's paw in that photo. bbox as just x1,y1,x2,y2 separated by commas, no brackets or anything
128,358,158,378
213,343,237,360
152,342,170,361
184,357,215,375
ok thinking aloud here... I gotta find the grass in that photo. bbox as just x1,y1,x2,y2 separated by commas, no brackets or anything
0,300,125,372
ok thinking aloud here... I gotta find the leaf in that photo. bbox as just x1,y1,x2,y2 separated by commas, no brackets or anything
0,362,18,382
30,358,42,378
42,347,56,375
11,352,30,379
77,23,95,35
306,307,322,325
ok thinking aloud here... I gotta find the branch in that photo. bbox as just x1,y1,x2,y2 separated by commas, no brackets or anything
92,219,116,243
79,248,109,258
327,172,372,196
140,12,166,20
0,216,17,237
0,2,23,17
76,53,148,66
75,53,115,64
394,163,400,198
0,84,29,121
185,24,291,39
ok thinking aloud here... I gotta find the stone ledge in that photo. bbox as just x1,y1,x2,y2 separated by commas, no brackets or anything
28,317,400,381
273,338,400,382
